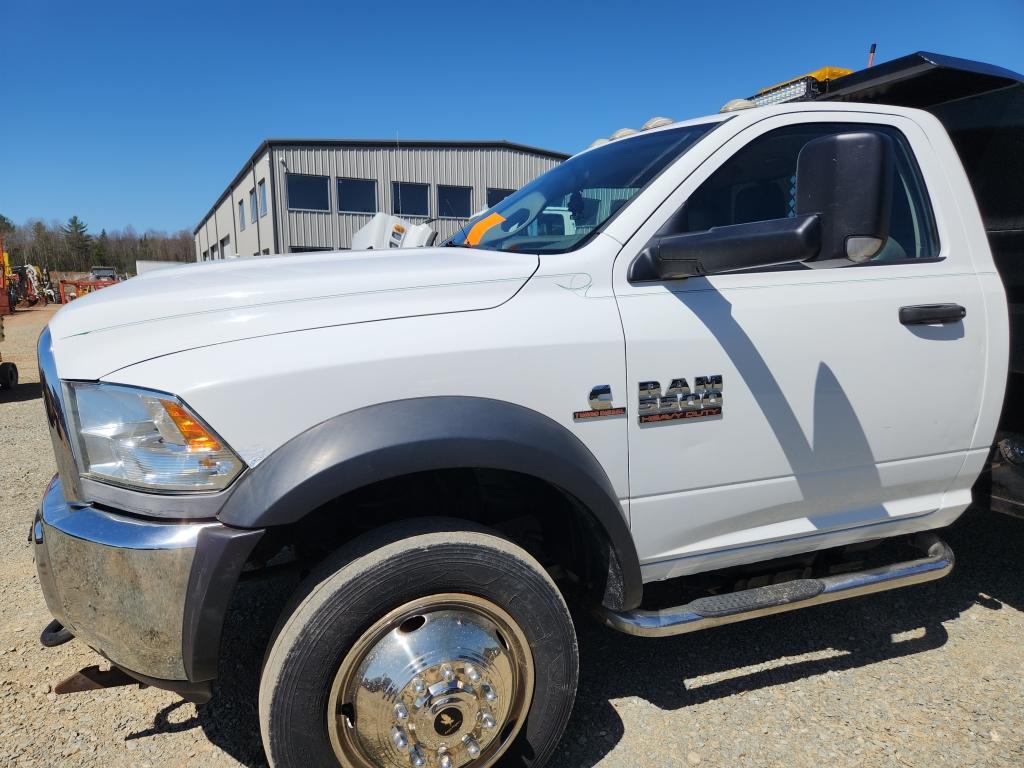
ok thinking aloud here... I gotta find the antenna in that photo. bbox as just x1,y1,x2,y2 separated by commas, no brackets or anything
867,43,877,68
392,129,401,216
398,129,403,214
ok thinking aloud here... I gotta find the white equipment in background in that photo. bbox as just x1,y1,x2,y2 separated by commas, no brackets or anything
351,213,438,251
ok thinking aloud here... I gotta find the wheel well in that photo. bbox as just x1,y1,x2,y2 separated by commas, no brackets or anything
245,468,622,604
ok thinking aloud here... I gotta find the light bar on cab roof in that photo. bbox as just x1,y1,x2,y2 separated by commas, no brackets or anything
748,66,854,107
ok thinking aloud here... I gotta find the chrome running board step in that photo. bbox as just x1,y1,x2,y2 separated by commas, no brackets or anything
598,533,953,637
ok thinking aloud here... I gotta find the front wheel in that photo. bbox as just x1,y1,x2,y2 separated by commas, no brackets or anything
259,520,578,768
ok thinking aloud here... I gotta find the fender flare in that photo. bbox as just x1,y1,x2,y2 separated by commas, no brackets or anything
218,396,642,610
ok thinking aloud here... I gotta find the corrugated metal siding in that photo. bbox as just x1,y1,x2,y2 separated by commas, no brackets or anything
271,144,561,251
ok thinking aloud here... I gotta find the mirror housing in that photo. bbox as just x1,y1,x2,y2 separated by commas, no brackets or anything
628,215,821,281
797,130,894,264
628,129,896,282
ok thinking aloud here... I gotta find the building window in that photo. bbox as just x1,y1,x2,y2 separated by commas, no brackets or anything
437,185,472,218
338,178,377,214
259,179,268,217
220,236,233,259
392,181,429,217
238,200,246,230
287,173,330,211
487,188,516,208
249,189,258,223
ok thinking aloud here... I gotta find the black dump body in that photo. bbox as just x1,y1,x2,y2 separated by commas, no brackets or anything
816,52,1024,430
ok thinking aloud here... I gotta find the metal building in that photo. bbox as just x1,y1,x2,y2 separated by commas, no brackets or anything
193,139,568,260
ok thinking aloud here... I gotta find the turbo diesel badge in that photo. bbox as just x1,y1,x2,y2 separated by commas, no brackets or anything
573,385,626,421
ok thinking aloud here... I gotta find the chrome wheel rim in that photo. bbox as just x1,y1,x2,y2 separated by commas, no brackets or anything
327,593,535,768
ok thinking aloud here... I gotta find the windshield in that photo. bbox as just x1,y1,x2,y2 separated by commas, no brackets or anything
449,121,719,254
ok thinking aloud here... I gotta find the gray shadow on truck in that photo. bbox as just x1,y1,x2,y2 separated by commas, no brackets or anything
661,284,888,543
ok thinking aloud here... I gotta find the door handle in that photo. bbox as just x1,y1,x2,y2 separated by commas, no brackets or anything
899,304,966,325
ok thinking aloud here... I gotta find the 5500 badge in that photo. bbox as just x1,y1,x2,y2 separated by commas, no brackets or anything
638,375,722,424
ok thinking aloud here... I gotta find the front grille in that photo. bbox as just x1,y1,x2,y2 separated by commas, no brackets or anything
37,328,85,503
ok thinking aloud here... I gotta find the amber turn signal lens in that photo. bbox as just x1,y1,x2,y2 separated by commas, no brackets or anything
160,400,224,452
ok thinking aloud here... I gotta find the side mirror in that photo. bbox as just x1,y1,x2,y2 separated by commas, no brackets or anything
628,215,821,281
628,130,895,282
797,131,894,263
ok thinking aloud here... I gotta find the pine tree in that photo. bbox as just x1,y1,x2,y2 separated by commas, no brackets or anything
61,216,92,270
92,229,110,266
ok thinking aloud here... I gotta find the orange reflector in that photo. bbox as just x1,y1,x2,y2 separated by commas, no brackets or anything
160,400,223,452
466,212,506,246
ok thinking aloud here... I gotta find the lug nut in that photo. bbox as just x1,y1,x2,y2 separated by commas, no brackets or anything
409,746,426,767
463,735,481,758
440,664,455,682
482,684,497,702
480,710,496,729
411,676,426,694
391,726,408,749
465,664,481,683
438,746,453,768
394,702,409,721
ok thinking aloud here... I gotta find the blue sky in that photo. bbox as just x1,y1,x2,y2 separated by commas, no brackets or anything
1,0,1022,234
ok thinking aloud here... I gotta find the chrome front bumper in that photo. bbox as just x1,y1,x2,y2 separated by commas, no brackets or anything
34,476,222,681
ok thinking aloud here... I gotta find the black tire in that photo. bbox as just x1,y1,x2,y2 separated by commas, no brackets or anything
259,518,578,768
0,362,17,391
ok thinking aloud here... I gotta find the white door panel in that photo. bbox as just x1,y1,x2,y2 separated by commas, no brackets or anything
622,272,984,565
631,447,969,564
614,111,988,574
622,273,983,492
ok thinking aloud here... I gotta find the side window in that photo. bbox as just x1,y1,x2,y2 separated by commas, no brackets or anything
664,123,939,264
392,181,429,217
287,173,331,212
437,185,472,218
487,188,515,208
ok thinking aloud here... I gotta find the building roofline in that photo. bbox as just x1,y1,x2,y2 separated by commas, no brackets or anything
193,138,570,234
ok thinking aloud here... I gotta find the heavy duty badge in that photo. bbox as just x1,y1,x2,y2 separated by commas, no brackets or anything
638,376,722,423
573,385,626,421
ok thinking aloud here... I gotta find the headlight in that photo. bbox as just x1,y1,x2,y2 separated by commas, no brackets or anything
65,382,244,493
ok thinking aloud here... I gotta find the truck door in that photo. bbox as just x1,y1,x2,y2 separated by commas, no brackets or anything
613,112,989,580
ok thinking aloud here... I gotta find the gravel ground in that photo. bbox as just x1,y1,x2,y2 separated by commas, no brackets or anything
1,304,1023,767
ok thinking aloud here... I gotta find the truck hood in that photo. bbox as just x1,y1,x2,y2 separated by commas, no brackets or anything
49,248,538,380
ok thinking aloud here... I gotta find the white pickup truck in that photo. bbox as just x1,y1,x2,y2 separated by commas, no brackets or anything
31,52,1024,768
